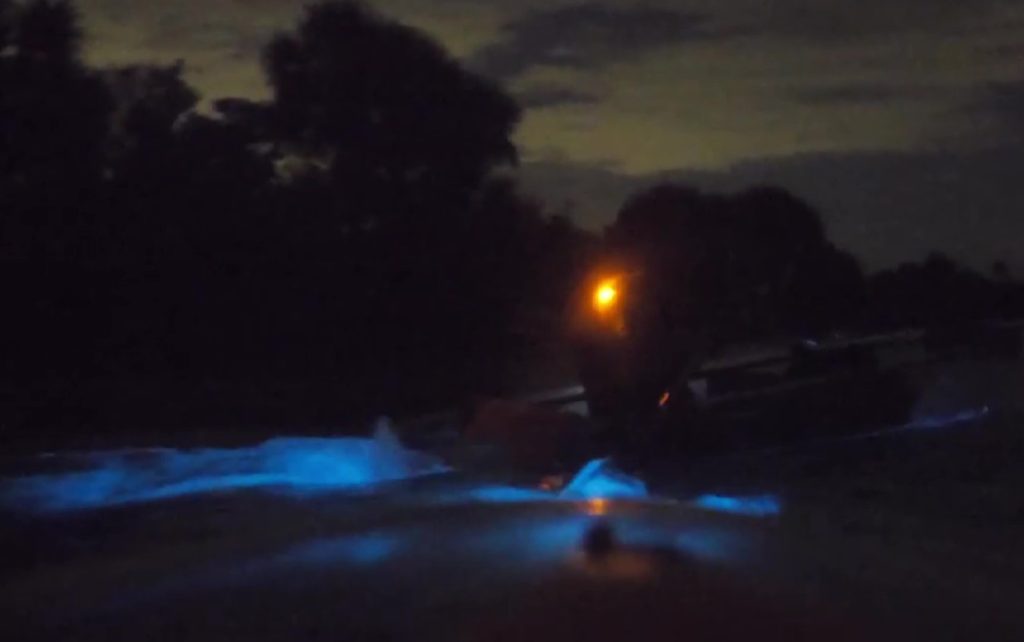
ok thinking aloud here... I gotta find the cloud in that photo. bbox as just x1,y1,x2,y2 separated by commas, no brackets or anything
515,85,601,109
791,83,945,106
751,0,1012,39
517,145,1024,272
77,0,298,100
76,0,495,99
973,79,1024,139
975,42,1024,60
469,3,715,79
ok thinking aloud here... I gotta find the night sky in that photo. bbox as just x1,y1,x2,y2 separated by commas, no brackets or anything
77,1,1024,271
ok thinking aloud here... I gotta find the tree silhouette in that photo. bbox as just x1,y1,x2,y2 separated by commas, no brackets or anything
730,186,865,335
262,1,519,230
104,62,198,166
1,0,111,390
603,182,863,353
11,0,79,64
192,0,532,411
94,61,284,381
0,0,108,200
571,182,874,424
0,0,595,435
866,253,1001,331
0,1,12,51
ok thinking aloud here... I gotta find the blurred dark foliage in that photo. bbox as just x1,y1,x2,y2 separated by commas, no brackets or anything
602,182,1023,353
865,253,1024,330
603,184,867,352
0,1,593,436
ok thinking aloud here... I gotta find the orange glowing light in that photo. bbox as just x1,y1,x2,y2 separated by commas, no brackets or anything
587,497,608,515
658,391,671,407
592,279,619,313
539,475,565,491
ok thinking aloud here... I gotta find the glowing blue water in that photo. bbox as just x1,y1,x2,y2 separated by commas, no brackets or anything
427,459,649,506
1,426,449,512
458,485,552,503
284,517,754,572
560,458,648,500
176,515,755,598
693,494,781,517
465,515,594,564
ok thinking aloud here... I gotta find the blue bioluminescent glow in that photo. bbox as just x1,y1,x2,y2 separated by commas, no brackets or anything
457,485,553,503
463,515,756,568
428,459,649,506
1,425,449,512
465,515,594,564
560,458,648,500
693,494,781,517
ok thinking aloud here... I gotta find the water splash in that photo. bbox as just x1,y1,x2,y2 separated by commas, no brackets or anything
427,459,649,506
560,458,648,500
1,422,448,512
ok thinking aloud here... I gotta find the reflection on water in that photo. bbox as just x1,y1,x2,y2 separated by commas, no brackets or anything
213,512,757,591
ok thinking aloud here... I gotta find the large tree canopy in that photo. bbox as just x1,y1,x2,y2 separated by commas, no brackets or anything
263,1,520,227
0,0,109,204
605,182,865,348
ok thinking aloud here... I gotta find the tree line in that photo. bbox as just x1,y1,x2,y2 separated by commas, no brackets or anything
600,184,1024,350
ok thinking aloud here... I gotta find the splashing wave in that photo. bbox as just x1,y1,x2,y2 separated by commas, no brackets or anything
1,424,448,512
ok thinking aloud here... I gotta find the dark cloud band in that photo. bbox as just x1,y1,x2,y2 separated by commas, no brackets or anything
469,3,714,79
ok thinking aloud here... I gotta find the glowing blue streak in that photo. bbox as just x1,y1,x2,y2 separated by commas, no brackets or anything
457,485,552,503
560,458,648,500
693,494,781,517
430,459,649,506
1,431,449,512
